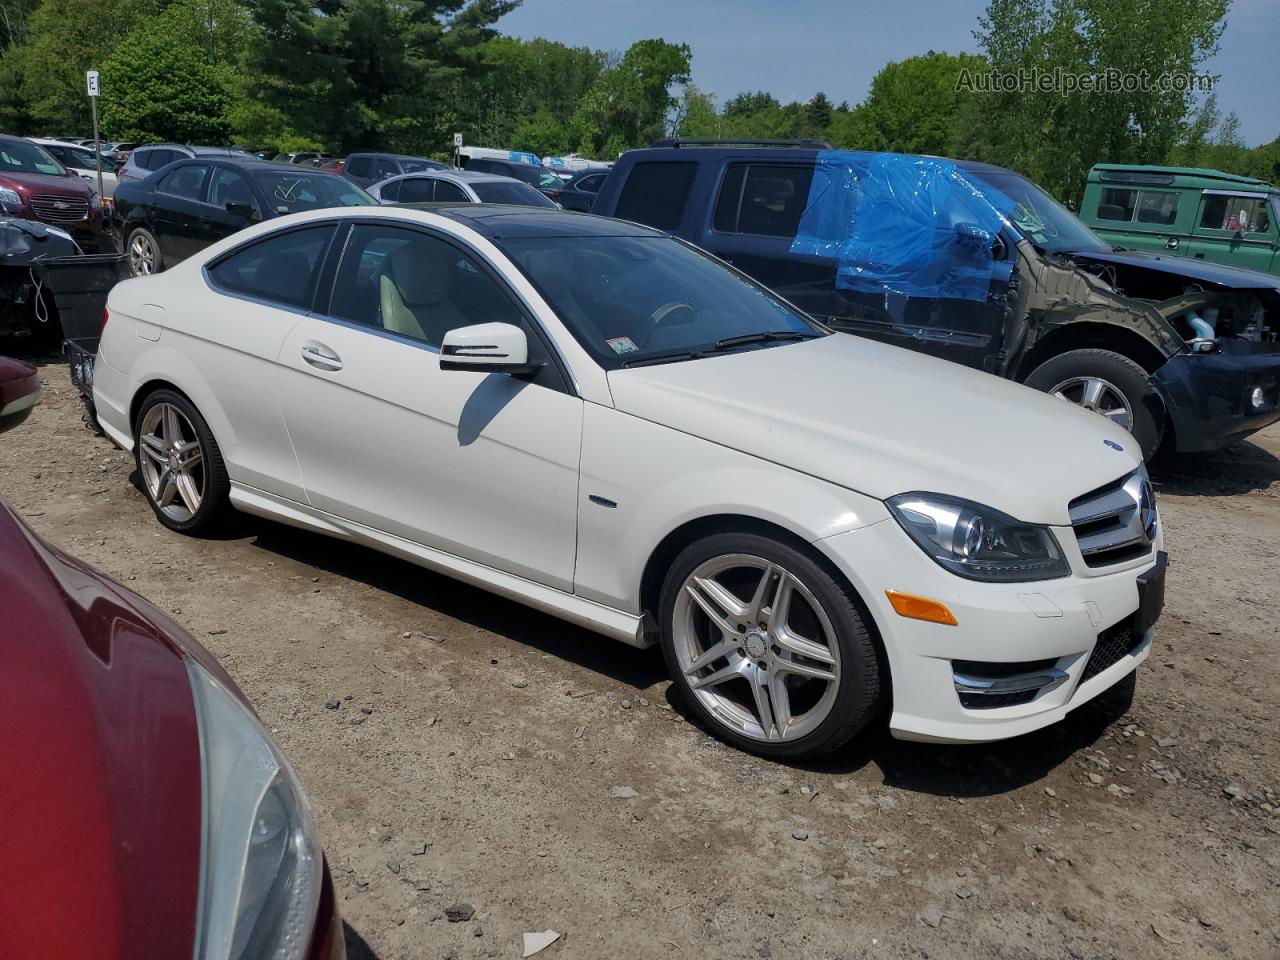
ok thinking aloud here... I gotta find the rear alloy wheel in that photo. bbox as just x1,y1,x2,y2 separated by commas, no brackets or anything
134,390,229,534
1024,348,1164,460
659,532,882,760
127,227,159,277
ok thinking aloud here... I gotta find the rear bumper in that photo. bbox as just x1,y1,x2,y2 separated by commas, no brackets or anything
1153,348,1280,452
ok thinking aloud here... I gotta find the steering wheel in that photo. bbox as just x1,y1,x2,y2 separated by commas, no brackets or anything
642,301,696,344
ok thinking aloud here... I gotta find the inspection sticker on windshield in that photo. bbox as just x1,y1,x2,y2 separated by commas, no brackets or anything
606,336,639,355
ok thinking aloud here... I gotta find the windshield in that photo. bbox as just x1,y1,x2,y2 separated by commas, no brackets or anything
0,141,67,177
502,164,562,189
401,159,447,173
963,169,1111,254
251,171,374,213
501,235,824,369
471,181,556,207
65,147,118,172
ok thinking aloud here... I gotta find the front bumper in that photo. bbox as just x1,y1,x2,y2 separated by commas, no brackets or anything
816,517,1163,743
1153,346,1280,452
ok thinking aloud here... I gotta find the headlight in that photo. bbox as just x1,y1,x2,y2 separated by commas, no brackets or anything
888,493,1070,582
0,186,23,212
187,660,322,960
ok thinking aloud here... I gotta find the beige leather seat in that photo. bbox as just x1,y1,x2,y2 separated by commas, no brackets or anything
378,243,467,344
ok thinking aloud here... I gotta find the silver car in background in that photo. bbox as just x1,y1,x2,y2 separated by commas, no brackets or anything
367,169,559,208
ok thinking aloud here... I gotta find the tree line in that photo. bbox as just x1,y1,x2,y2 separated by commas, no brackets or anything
0,0,1275,204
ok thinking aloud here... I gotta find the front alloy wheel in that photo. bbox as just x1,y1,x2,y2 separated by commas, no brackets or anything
660,533,882,759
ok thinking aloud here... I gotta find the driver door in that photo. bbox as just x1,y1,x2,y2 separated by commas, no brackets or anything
276,221,583,590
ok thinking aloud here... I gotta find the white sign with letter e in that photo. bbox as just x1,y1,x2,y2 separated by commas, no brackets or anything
86,70,100,97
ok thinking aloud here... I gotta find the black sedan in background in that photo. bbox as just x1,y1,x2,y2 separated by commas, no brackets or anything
542,168,610,212
114,157,374,277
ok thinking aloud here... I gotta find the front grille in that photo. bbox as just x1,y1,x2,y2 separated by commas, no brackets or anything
29,194,89,223
1068,470,1156,568
1080,618,1143,683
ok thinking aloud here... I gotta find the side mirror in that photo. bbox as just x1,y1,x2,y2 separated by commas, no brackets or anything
225,200,257,220
954,221,994,248
440,323,540,374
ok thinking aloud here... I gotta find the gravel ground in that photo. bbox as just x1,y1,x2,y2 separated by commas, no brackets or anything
3,360,1279,960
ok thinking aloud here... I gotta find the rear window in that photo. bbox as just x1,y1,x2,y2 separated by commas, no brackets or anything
208,225,334,309
614,162,697,232
471,181,556,207
713,164,815,238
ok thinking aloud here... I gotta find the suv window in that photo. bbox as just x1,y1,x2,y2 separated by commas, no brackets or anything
346,155,371,178
1135,191,1179,225
1097,187,1138,221
1200,194,1272,234
614,162,697,232
137,148,177,171
398,177,435,203
1096,187,1179,226
327,223,528,350
713,164,815,238
158,164,209,201
372,157,399,180
207,225,334,309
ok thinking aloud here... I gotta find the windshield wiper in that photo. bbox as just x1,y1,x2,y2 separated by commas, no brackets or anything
621,350,705,368
713,330,820,349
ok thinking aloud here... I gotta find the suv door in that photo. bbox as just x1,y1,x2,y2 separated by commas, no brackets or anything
153,163,211,265
696,161,1013,372
276,221,582,590
1187,191,1280,275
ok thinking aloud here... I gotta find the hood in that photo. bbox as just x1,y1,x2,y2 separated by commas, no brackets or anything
1070,248,1280,292
607,334,1141,525
0,170,91,197
0,502,200,960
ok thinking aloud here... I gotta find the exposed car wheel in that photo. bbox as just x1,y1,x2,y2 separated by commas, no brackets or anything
126,227,160,277
133,390,230,534
659,532,882,760
1024,348,1164,460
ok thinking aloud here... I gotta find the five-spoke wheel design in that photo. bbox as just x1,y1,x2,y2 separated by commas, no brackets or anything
138,402,205,522
1049,375,1133,430
673,553,842,743
128,229,157,277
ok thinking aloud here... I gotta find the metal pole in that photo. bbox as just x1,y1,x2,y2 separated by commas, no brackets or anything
90,94,104,200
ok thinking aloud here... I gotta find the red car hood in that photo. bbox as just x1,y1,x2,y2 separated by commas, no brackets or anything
0,171,91,196
0,501,201,960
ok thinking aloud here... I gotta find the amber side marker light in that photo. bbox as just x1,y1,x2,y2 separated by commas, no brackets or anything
886,590,958,626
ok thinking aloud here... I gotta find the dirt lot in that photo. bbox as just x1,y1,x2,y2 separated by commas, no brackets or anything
3,360,1279,960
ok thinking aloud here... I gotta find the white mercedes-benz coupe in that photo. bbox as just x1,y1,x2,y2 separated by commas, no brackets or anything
93,205,1166,758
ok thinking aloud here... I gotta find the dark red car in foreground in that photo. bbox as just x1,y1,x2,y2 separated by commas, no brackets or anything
0,360,343,960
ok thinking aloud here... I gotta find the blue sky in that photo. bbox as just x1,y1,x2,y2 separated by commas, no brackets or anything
496,0,1278,146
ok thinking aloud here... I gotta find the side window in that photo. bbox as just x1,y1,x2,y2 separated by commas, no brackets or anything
207,225,334,309
207,168,258,212
346,156,371,179
614,162,697,231
433,180,469,203
1097,187,1137,221
371,157,398,180
577,174,604,193
380,178,402,201
713,165,748,232
1135,191,1179,225
1200,195,1272,234
328,223,527,349
736,166,814,238
158,164,210,201
133,149,160,171
398,177,435,203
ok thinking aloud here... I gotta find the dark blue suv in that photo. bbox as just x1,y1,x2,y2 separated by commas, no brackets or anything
592,139,1280,459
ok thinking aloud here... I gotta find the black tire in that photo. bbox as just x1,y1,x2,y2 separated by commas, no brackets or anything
1023,348,1164,460
125,225,161,277
133,389,231,535
658,531,883,760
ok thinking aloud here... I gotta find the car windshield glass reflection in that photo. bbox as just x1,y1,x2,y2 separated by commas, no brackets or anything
251,171,375,213
500,235,824,369
0,141,66,177
965,169,1111,254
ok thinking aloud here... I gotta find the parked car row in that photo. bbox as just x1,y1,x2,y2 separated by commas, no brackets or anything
1,133,112,253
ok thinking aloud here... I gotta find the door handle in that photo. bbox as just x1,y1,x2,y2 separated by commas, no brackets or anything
1165,237,1179,250
301,341,342,371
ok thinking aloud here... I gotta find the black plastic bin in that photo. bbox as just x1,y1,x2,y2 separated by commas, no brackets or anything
32,253,130,340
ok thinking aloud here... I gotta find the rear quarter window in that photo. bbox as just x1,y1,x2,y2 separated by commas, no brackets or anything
614,162,697,232
207,225,335,310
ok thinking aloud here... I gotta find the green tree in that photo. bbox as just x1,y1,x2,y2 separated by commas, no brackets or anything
961,0,1229,203
804,91,832,135
100,0,250,143
570,38,691,155
673,84,719,138
19,0,157,132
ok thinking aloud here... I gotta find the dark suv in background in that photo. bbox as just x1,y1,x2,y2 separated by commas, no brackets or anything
343,152,450,187
593,139,1280,459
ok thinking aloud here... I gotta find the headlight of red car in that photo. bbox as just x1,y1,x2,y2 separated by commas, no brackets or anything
186,659,322,960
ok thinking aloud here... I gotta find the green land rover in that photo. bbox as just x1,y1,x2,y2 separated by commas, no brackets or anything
1081,164,1280,277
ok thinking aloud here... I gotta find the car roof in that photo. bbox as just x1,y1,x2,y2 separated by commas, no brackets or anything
426,205,661,239
617,144,1021,180
166,155,342,175
396,169,516,184
1087,163,1276,192
354,152,438,161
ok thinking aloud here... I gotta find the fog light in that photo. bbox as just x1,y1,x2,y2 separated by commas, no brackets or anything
1250,386,1266,410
